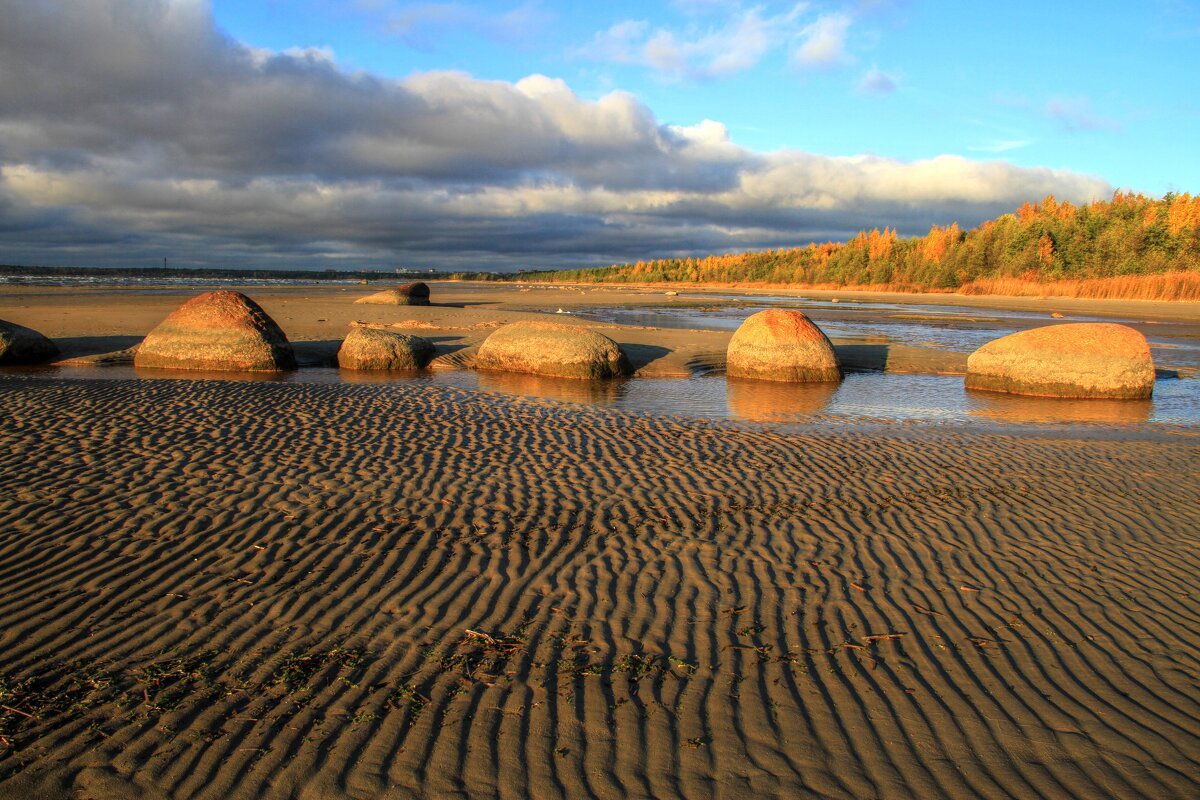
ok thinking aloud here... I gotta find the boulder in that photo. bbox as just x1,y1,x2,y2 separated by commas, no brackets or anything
354,282,431,306
474,321,630,379
134,291,295,372
965,322,1154,399
0,319,59,365
726,309,841,382
337,326,435,370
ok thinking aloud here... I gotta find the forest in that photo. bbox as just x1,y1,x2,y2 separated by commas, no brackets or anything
483,192,1200,300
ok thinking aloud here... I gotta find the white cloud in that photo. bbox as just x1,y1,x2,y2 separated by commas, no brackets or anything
857,67,897,94
579,5,806,81
0,0,1112,271
793,12,853,69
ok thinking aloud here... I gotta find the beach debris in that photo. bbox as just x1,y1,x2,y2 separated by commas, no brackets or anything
725,309,841,383
353,282,431,306
134,290,295,372
464,629,498,646
337,327,435,371
912,604,945,617
0,704,36,720
862,633,907,644
965,323,1155,399
0,319,59,365
473,321,631,379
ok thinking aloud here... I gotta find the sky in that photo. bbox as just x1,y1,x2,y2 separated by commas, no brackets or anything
1,0,1197,272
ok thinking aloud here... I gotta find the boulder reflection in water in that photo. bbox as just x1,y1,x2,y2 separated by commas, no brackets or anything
726,377,839,421
132,366,287,383
966,389,1152,425
476,370,627,406
338,368,426,384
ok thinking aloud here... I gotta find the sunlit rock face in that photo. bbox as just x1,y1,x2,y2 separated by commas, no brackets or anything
966,323,1154,399
474,322,630,380
337,327,435,371
135,291,295,372
726,309,841,383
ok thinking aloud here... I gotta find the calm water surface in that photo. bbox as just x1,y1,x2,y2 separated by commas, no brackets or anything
11,367,1195,429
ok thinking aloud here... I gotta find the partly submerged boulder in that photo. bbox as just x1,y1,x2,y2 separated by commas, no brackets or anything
0,319,59,365
354,282,431,306
474,321,630,379
726,309,840,383
337,326,435,370
965,322,1154,399
134,291,295,372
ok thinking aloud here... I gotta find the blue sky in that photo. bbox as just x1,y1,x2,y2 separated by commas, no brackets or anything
0,0,1196,271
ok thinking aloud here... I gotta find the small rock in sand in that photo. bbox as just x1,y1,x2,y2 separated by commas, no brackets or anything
354,282,431,306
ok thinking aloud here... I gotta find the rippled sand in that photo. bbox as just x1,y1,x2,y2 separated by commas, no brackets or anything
1,376,1198,799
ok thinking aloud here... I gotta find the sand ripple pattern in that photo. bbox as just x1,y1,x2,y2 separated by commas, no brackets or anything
0,377,1198,799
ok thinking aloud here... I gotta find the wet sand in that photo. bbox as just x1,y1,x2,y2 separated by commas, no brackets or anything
1,283,1199,798
0,376,1199,799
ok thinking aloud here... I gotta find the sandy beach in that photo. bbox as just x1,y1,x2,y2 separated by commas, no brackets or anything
1,283,1199,798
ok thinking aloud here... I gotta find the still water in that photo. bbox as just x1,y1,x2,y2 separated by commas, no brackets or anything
375,370,1198,428
16,366,1193,429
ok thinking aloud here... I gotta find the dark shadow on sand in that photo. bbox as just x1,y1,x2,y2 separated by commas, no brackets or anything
51,335,144,359
619,343,672,373
834,343,890,372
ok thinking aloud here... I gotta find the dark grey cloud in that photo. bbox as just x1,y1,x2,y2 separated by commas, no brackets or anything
0,0,1112,271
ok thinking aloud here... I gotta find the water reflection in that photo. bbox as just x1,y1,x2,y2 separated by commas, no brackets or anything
133,366,287,382
725,377,839,421
475,370,628,406
11,362,1195,427
337,368,426,384
965,389,1153,425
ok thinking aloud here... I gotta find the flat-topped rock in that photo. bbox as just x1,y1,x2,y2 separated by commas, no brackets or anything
0,319,59,365
354,282,431,306
134,291,295,372
337,326,435,370
726,309,840,382
965,322,1154,399
474,321,630,379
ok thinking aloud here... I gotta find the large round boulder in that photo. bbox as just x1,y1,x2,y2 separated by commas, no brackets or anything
134,291,295,372
337,326,435,370
354,282,431,306
726,309,840,382
965,322,1154,399
0,319,59,365
474,321,630,379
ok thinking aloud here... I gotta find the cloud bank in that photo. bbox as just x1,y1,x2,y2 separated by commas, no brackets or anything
0,0,1111,271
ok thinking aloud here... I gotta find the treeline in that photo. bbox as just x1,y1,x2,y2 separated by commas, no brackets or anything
486,192,1200,300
